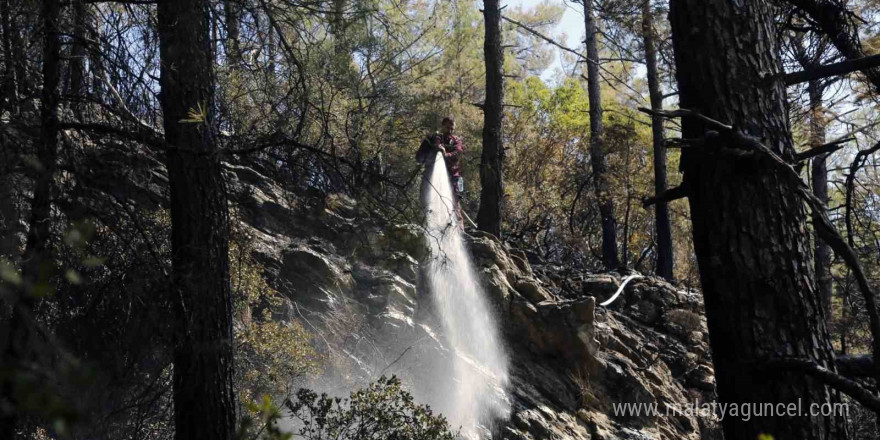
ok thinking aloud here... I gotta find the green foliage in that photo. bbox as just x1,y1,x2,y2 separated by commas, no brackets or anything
284,376,456,440
230,232,323,421
237,395,294,440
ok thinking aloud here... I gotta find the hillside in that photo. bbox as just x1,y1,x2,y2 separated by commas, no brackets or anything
225,159,721,439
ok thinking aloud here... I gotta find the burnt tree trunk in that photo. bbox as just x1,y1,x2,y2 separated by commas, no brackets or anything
641,0,673,280
808,80,832,318
0,0,61,436
69,0,88,113
583,0,618,269
0,0,16,112
669,0,845,438
156,1,236,439
6,0,26,101
477,0,504,238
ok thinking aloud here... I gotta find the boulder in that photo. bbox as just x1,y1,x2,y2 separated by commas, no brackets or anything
514,277,554,304
382,224,428,260
510,296,599,374
582,274,621,299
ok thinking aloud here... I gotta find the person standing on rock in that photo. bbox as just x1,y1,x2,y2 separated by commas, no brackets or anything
416,116,465,224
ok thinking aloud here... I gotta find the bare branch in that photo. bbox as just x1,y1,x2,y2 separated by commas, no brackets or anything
782,53,880,85
836,355,873,378
764,357,880,414
643,185,688,208
795,138,851,162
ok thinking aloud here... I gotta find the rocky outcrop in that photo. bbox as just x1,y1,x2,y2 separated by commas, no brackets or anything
221,158,722,439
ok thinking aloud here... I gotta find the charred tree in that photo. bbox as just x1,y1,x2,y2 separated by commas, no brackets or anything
0,0,61,436
641,0,673,280
0,0,15,112
69,0,89,113
583,0,618,269
669,0,845,438
156,1,236,439
477,0,504,238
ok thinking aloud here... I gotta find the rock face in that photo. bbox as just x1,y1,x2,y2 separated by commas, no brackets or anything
226,163,722,440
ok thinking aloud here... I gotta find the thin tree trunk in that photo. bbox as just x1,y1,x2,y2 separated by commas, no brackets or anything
0,0,61,436
583,0,618,269
642,0,673,280
224,0,241,66
69,0,88,114
669,0,845,438
11,7,26,100
477,0,504,238
809,80,832,318
0,0,16,112
156,1,236,439
331,0,346,56
87,11,103,102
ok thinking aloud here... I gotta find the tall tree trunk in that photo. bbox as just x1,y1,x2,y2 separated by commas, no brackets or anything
641,0,673,280
669,0,845,438
477,0,504,238
331,0,347,57
0,0,16,112
809,80,832,318
0,0,61,436
583,0,618,269
69,0,88,114
156,1,236,440
224,0,241,66
87,11,103,102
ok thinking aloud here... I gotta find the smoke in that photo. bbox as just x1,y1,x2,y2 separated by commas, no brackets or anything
418,152,510,437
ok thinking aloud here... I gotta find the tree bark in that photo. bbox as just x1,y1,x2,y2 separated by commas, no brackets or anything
641,0,673,280
583,0,618,269
224,0,241,66
808,80,832,318
156,1,236,439
477,0,504,238
669,0,846,438
0,0,61,436
69,0,88,113
6,1,25,101
0,0,16,112
331,0,347,57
